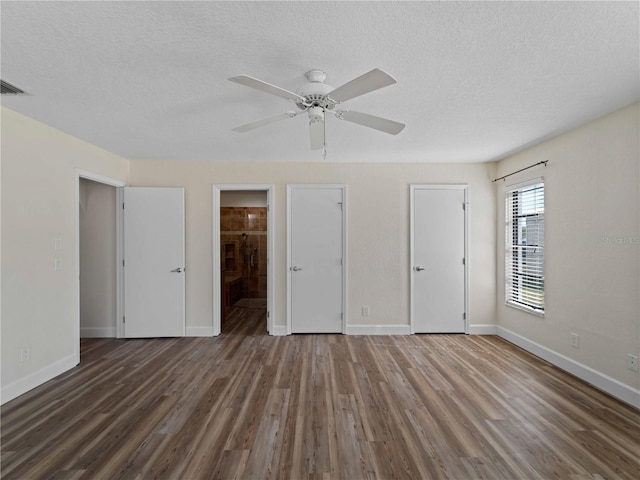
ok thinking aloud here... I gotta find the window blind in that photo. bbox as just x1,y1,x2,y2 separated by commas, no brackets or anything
505,179,544,313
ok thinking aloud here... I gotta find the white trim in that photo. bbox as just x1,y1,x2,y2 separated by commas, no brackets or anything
504,176,544,193
212,184,274,336
342,186,349,334
76,170,128,188
287,184,347,335
116,187,125,338
409,187,415,334
468,324,499,335
0,353,77,405
505,301,545,318
286,187,292,335
75,170,126,364
271,325,288,336
497,326,640,409
80,327,117,338
345,324,411,335
186,326,215,337
409,184,469,334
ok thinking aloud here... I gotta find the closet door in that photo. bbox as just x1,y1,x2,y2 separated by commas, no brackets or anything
123,187,185,337
288,185,345,333
411,185,467,333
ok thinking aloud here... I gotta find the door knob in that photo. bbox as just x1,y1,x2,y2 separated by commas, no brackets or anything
414,266,426,272
171,267,184,273
291,266,303,272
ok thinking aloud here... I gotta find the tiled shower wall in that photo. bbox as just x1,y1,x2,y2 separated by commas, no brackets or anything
220,207,267,298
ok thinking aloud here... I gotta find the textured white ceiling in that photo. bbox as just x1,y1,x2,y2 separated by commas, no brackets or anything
1,1,638,163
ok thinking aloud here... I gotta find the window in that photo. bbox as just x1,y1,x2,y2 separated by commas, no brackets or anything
505,179,544,314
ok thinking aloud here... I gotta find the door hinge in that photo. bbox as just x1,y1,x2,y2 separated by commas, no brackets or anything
338,202,343,210
463,203,466,210
122,203,125,210
341,312,344,320
267,311,270,318
463,312,466,320
462,258,465,265
123,316,125,323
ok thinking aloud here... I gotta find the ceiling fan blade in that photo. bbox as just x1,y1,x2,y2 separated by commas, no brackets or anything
232,111,298,133
337,110,405,135
327,68,397,103
228,75,306,103
309,119,325,150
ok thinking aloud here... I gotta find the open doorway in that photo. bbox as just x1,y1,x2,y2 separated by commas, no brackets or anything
220,191,267,333
79,178,118,338
74,170,126,364
212,185,274,336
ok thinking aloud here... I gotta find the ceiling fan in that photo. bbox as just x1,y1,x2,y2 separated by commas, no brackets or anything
228,68,405,152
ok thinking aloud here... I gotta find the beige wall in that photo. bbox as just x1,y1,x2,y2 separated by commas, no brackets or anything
1,107,129,403
79,178,117,336
495,102,640,390
129,161,498,332
4,102,636,405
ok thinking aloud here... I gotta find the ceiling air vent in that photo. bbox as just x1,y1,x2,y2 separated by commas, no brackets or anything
1,80,27,95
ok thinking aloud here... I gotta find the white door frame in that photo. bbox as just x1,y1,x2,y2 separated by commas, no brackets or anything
286,184,347,335
74,169,126,363
212,185,274,336
409,184,469,334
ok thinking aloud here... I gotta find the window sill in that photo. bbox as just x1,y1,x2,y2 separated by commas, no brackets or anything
506,301,545,318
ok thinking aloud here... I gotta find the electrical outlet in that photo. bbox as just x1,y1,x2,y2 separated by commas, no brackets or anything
362,306,370,316
20,345,30,362
627,354,639,372
570,333,579,349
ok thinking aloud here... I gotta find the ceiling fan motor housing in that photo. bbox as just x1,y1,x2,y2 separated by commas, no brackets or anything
296,70,336,111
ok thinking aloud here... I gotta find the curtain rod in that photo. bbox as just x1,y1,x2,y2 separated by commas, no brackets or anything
492,160,548,183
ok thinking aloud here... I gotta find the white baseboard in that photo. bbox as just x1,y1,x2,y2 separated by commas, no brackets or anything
186,326,215,337
468,324,498,335
80,327,116,338
270,325,288,336
345,324,411,335
1,353,78,406
497,326,640,409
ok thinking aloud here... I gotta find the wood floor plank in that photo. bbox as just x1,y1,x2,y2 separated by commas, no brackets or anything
2,305,639,479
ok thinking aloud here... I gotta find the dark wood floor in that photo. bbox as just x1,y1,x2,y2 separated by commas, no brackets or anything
2,306,639,479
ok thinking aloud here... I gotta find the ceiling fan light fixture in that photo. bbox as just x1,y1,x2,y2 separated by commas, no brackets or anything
307,106,324,123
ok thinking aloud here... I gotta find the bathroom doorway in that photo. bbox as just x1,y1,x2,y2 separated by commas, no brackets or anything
212,185,274,336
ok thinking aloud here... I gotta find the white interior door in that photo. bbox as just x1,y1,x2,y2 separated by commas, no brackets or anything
124,187,185,337
412,186,466,333
288,185,344,333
